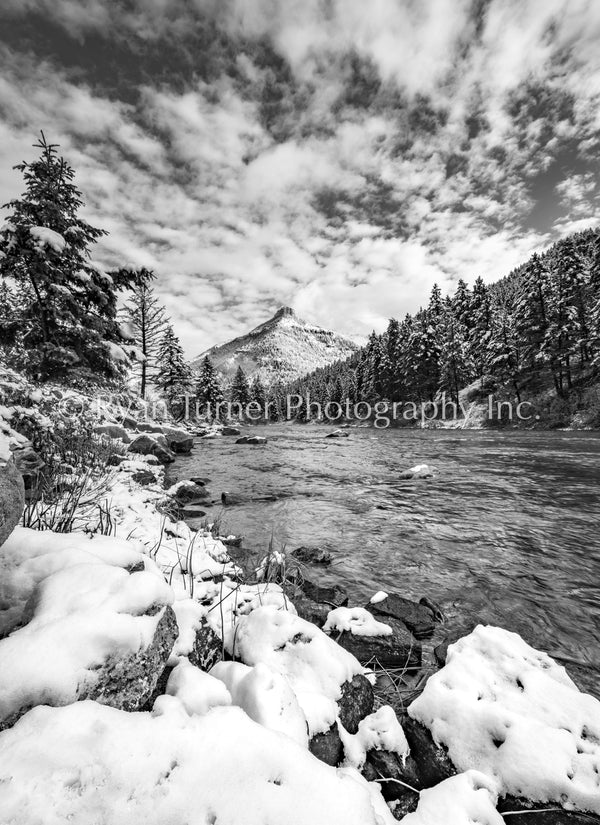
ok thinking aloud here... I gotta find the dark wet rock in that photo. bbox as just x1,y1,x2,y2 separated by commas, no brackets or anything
309,675,373,766
433,640,450,666
334,615,422,670
291,546,333,565
0,453,24,548
131,470,157,486
219,535,243,547
187,621,222,671
236,435,267,445
301,579,348,607
326,429,350,438
119,414,139,430
170,481,211,505
107,453,127,466
369,594,436,640
190,477,210,486
128,434,175,464
141,664,174,711
391,795,420,820
338,674,374,734
309,725,343,766
402,717,456,788
419,596,446,623
180,506,207,519
293,594,330,628
363,749,421,801
162,426,194,454
497,796,600,823
12,446,44,475
222,426,241,436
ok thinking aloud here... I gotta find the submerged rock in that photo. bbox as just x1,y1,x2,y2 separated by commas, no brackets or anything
399,463,435,479
291,546,333,565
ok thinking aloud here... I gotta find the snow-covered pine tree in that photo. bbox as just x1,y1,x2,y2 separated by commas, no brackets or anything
119,268,167,399
196,355,224,418
438,296,473,406
155,324,192,407
469,276,492,383
231,365,251,407
0,133,135,381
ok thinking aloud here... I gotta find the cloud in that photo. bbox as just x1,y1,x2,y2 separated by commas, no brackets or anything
1,0,600,357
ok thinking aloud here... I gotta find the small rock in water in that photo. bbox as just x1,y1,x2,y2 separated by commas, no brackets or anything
399,463,435,479
334,615,422,670
291,546,332,565
368,593,437,640
221,426,241,436
326,429,350,438
236,435,267,445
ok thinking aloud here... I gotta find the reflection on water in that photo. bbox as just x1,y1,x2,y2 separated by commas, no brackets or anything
174,424,600,696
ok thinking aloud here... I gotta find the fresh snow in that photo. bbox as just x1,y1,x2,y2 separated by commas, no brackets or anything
324,606,393,637
0,701,395,825
370,590,388,604
409,625,600,815
29,226,66,254
235,605,364,736
211,660,309,747
165,660,232,716
400,770,504,825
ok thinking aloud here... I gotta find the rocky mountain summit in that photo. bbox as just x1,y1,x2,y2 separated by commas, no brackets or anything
192,307,359,385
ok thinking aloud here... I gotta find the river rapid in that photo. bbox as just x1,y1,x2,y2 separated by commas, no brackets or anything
174,424,600,696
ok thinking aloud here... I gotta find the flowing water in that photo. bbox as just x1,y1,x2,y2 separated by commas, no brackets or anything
174,425,600,695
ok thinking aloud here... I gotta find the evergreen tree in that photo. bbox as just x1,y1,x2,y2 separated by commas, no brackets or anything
119,268,167,399
0,133,135,380
196,355,224,416
231,365,251,407
155,324,192,405
250,374,267,411
469,277,492,382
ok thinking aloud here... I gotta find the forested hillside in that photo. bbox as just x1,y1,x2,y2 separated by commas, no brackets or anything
281,228,600,427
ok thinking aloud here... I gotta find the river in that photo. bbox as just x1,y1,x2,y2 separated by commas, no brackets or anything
173,424,600,696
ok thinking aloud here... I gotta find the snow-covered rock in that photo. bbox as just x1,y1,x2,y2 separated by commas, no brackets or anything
234,605,365,737
409,625,600,816
211,660,309,747
324,607,393,637
341,705,410,771
165,661,232,716
0,534,176,729
399,464,435,479
400,770,503,824
0,701,395,825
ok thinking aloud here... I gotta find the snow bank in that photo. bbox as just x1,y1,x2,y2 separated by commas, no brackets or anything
0,544,173,724
341,706,409,770
211,660,309,747
324,606,392,637
409,625,600,815
0,701,395,825
400,770,503,825
29,226,66,254
235,605,364,736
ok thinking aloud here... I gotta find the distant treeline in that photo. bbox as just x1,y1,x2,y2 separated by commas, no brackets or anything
273,228,600,419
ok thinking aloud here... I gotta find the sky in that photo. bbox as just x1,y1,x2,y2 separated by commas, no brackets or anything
1,0,599,356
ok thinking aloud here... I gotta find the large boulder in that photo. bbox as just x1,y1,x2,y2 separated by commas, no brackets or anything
0,553,176,730
0,446,24,548
301,579,348,607
128,434,175,464
368,594,436,640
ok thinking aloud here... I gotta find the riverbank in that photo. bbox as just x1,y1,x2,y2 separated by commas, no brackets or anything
1,371,600,823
